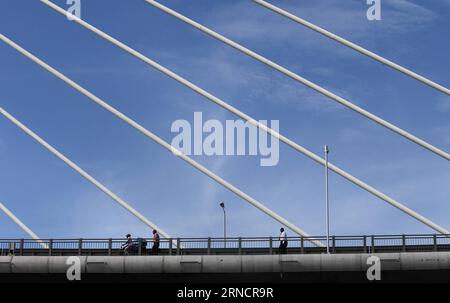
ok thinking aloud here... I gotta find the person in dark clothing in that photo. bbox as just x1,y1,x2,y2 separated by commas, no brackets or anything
152,229,160,255
279,228,288,254
122,234,133,255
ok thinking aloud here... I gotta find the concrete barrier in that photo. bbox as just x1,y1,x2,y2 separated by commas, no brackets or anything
3,252,450,274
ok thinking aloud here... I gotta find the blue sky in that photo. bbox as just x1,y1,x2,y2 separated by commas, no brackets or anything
0,0,449,239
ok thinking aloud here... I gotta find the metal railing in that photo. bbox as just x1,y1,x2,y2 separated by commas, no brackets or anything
1,234,450,256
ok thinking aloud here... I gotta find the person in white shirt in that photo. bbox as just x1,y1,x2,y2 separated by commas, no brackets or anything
279,228,288,254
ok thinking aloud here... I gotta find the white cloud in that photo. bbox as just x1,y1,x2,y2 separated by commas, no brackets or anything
0,136,5,154
208,0,438,52
429,124,450,145
437,0,450,7
149,0,441,115
153,47,344,113
435,95,450,112
337,128,366,143
383,0,438,33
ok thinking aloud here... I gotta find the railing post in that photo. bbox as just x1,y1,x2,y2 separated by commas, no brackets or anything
433,234,437,252
78,238,82,256
169,238,173,255
138,239,142,256
207,238,211,255
108,239,112,256
19,239,24,256
176,238,180,255
238,237,242,255
49,239,53,256
269,237,273,255
332,236,336,253
402,234,406,252
300,236,304,254
371,235,375,253
363,236,367,253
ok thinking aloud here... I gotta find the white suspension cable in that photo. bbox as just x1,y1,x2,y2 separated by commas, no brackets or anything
37,0,450,234
145,0,450,162
0,201,48,249
0,106,172,241
253,0,450,96
0,36,321,246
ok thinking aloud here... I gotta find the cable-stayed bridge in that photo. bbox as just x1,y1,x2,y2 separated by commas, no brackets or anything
0,1,449,282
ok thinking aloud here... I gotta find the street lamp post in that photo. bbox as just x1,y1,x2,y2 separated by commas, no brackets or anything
324,145,330,254
220,202,226,248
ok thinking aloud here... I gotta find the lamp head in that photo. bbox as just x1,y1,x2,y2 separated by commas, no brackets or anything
219,202,225,209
